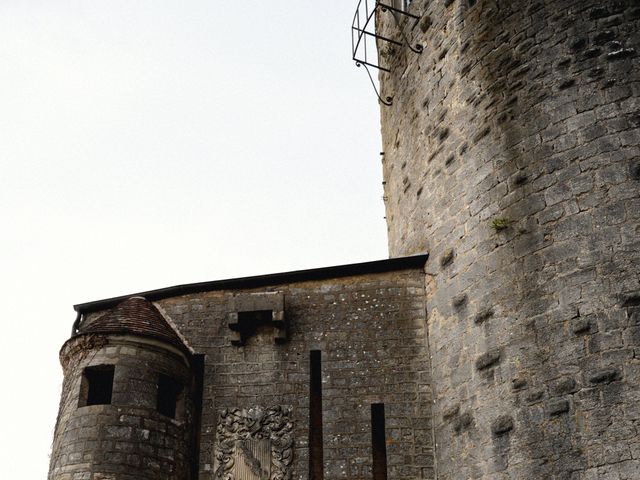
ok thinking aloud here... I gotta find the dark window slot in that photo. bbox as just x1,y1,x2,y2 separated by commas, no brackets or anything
190,354,205,480
371,403,388,480
157,374,184,419
309,350,323,480
79,365,115,407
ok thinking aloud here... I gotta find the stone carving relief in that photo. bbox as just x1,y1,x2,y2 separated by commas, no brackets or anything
214,406,293,480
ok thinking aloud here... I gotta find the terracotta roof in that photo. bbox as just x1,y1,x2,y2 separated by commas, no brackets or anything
78,296,189,354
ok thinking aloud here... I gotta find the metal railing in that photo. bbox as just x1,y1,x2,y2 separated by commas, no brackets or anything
351,0,423,105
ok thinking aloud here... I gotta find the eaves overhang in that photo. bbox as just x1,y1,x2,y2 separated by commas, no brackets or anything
74,254,429,314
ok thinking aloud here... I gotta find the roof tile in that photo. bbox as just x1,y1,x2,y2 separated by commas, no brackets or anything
78,296,189,353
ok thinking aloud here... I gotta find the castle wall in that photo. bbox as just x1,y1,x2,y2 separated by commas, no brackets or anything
152,268,432,480
49,336,196,480
378,1,640,478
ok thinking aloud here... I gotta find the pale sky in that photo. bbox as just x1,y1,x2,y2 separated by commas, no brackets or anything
0,1,386,477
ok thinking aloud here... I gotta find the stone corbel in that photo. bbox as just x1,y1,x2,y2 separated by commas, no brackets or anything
227,292,287,346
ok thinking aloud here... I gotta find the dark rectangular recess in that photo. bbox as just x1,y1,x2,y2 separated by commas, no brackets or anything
233,310,274,345
237,310,273,324
190,354,205,480
157,374,183,419
80,365,115,407
309,350,323,480
371,403,388,480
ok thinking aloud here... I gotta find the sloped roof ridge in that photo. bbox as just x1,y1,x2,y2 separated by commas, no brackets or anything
152,301,195,354
78,296,191,355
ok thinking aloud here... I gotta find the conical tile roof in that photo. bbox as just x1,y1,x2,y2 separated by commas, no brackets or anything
78,296,189,353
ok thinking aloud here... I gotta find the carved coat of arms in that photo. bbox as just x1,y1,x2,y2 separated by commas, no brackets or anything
214,406,293,480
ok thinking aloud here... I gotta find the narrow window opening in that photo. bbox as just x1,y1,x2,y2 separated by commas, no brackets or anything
309,350,323,480
157,374,184,419
190,354,206,480
371,403,388,480
79,365,115,407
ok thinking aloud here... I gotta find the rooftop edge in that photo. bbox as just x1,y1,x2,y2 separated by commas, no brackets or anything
74,254,429,314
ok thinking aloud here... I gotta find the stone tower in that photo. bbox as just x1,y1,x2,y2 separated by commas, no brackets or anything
48,1,640,479
49,297,199,480
377,1,640,479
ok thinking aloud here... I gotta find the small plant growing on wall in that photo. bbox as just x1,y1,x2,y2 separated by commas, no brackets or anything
490,218,511,231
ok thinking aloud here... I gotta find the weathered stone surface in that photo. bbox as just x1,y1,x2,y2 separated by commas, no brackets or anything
588,368,621,384
474,308,494,325
475,349,501,371
49,336,196,480
48,1,640,479
378,0,640,478
547,399,571,417
51,267,433,480
452,412,473,434
491,416,514,436
162,269,431,480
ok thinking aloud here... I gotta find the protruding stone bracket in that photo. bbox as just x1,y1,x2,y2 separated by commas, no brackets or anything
227,292,286,346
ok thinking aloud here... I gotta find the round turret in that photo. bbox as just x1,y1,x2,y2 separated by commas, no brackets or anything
378,1,640,478
49,297,197,480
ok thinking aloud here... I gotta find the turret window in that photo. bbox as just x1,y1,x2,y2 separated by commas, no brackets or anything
79,365,115,407
157,374,184,419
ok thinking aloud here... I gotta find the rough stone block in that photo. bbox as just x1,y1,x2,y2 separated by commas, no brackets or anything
588,368,622,384
491,416,514,435
548,399,571,416
475,349,502,371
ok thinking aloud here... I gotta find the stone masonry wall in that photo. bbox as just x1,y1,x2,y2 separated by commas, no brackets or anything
378,0,640,478
156,268,432,480
49,336,195,480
